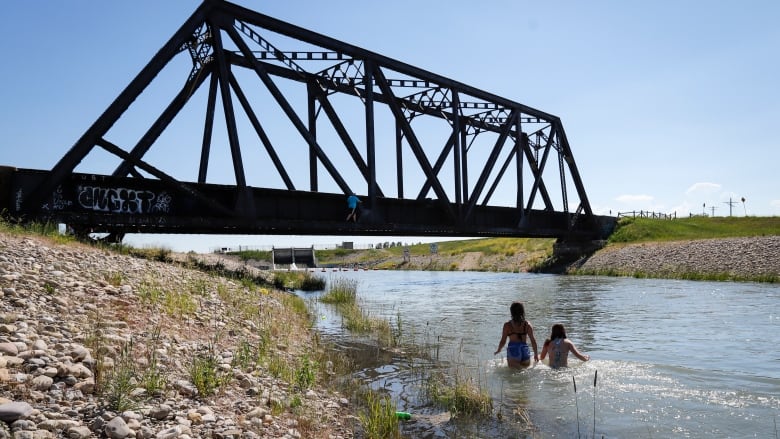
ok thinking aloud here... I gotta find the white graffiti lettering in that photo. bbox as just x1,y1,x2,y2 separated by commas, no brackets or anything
77,186,171,214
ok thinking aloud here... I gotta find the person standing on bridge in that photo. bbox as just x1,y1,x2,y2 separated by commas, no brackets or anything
346,193,361,222
494,301,539,368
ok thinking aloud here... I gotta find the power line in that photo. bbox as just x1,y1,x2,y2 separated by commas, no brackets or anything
723,197,738,217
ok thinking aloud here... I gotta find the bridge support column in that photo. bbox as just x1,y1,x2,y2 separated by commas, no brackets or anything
553,240,606,261
534,239,607,274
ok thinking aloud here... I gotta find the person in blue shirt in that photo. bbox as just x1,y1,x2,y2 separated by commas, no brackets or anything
346,193,361,222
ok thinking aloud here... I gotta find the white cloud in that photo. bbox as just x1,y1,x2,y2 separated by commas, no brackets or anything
685,182,721,195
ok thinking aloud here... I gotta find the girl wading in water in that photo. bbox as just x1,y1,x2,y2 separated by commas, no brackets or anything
539,323,590,368
494,301,539,368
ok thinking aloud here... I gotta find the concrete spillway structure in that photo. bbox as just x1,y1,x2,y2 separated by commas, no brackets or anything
271,247,317,270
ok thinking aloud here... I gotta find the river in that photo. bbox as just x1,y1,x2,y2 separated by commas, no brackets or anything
300,270,780,438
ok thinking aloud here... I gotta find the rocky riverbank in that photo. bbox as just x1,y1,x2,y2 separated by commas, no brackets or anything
0,233,355,438
573,236,780,279
315,236,780,280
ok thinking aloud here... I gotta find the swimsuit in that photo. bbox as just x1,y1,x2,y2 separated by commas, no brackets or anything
507,341,531,361
506,321,531,361
550,338,564,368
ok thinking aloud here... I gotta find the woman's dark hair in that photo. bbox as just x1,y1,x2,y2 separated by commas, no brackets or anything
509,302,526,323
549,323,567,340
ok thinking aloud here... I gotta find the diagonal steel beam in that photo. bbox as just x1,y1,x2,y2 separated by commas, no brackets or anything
311,83,384,197
372,67,455,220
211,22,247,190
224,22,353,195
113,63,213,178
22,3,214,212
552,119,593,216
97,138,235,217
482,143,517,207
228,73,295,190
463,113,515,222
524,131,554,213
416,131,457,200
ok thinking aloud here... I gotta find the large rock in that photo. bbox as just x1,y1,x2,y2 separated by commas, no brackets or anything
0,401,33,422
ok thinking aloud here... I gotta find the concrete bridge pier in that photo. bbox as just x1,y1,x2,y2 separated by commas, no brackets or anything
536,239,608,274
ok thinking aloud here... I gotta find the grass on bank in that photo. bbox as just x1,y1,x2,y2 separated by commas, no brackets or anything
356,389,402,439
609,216,780,243
320,278,395,343
272,270,326,291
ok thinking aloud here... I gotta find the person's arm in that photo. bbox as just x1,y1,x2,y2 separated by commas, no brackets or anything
540,340,550,361
527,322,539,362
494,323,508,355
568,340,590,362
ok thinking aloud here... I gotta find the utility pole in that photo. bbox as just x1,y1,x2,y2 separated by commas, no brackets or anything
723,197,738,217
710,205,717,217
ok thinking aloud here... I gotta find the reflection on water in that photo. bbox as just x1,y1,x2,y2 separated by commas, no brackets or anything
302,270,780,438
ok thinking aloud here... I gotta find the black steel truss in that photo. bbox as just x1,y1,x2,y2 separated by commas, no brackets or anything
8,0,610,240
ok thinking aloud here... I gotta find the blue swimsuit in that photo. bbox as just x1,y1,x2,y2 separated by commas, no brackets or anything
507,341,531,361
506,321,531,361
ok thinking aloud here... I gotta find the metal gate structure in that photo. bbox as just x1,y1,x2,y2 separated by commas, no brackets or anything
0,0,616,241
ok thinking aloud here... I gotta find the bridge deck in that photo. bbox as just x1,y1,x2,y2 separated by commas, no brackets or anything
1,167,615,240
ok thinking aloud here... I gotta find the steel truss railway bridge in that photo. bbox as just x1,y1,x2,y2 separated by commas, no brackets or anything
1,0,616,248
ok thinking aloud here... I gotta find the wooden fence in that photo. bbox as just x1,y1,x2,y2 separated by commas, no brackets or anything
617,210,676,220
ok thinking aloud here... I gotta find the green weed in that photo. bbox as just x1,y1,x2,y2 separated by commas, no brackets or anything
357,390,401,439
104,340,139,412
188,345,228,397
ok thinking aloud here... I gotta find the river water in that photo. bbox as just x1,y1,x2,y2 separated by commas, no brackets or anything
302,270,780,438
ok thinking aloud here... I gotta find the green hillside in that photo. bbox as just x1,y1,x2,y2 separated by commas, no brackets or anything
608,216,780,243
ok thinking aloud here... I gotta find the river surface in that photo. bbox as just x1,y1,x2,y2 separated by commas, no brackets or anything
301,270,780,438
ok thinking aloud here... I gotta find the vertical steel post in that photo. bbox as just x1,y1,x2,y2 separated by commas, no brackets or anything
452,92,463,212
308,81,318,191
395,122,404,198
516,113,524,214
199,71,219,183
364,60,376,205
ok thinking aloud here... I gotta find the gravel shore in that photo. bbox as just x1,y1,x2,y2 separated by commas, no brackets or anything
574,236,780,279
0,232,355,439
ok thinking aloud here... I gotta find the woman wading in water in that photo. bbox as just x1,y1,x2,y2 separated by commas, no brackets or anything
494,301,539,368
539,323,590,368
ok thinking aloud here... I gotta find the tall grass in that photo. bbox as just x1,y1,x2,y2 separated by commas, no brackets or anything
422,350,493,419
273,271,326,291
357,389,401,439
320,278,357,304
320,278,393,341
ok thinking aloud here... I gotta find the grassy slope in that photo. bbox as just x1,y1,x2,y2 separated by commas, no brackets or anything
608,216,780,243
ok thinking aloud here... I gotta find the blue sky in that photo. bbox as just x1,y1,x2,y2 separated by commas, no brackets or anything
1,1,778,252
